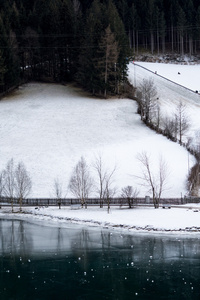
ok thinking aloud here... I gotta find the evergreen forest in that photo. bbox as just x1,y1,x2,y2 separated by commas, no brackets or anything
1,0,200,96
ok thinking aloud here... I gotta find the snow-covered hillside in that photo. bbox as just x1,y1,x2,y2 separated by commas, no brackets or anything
131,61,200,92
0,66,197,198
128,62,200,138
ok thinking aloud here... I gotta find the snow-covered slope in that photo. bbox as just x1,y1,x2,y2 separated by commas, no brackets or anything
0,79,194,198
128,62,200,137
132,61,200,92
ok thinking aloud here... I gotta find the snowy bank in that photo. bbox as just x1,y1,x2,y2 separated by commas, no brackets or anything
1,205,200,234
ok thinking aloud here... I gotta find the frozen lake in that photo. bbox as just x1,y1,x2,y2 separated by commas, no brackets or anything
0,218,200,299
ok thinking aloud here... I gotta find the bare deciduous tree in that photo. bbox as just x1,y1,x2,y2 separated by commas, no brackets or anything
136,78,158,124
103,169,117,213
3,159,16,212
187,163,200,196
155,103,161,130
121,185,139,208
163,116,178,141
136,152,169,208
3,159,32,212
54,178,63,209
187,130,200,196
0,171,4,207
175,101,190,145
93,153,117,212
157,156,169,202
15,162,32,212
69,156,93,208
93,154,106,208
192,130,200,160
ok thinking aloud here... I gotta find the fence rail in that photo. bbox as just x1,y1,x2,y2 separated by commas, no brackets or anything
0,197,198,207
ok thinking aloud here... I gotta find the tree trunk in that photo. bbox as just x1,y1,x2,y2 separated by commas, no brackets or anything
151,31,154,54
171,25,174,52
157,28,159,55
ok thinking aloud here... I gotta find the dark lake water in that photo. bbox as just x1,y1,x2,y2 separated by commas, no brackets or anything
0,218,200,300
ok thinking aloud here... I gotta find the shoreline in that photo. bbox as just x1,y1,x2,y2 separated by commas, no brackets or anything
1,205,200,235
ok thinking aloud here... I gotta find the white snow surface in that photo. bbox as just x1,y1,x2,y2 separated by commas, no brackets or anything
1,62,200,233
132,61,200,92
128,62,200,137
1,205,200,233
0,62,200,199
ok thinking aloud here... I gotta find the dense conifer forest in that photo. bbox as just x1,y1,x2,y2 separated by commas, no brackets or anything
0,0,200,96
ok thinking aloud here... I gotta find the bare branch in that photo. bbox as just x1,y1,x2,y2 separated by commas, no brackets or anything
175,101,190,144
93,153,117,212
3,159,16,212
15,162,32,212
121,185,139,208
137,152,169,208
137,78,158,124
69,156,93,208
54,178,63,208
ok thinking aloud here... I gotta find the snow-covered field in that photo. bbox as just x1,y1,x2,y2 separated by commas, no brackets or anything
0,75,196,199
1,61,200,232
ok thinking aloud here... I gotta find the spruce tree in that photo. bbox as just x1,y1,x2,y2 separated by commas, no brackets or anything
195,6,200,52
76,0,104,93
185,0,195,55
59,0,74,80
177,6,187,56
0,13,20,90
107,0,129,93
77,0,129,96
0,50,6,92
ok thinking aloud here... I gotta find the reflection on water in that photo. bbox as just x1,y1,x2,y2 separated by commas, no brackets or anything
0,218,200,299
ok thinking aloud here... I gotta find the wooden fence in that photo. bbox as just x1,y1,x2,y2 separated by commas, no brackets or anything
0,196,199,207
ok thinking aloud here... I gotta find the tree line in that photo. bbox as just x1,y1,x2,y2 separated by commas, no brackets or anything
0,153,171,212
0,159,32,213
116,0,200,57
1,0,200,96
0,0,129,97
135,76,200,197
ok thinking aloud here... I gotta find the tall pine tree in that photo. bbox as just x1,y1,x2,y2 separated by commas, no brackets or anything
77,0,129,96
